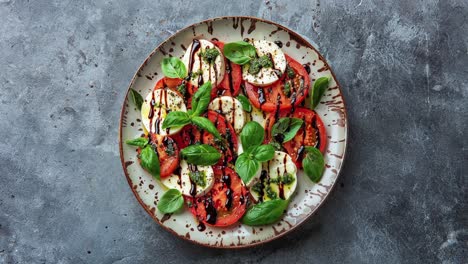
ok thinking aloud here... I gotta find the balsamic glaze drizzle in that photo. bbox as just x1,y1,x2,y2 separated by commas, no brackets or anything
204,197,217,225
221,172,233,210
226,61,234,94
188,39,201,78
258,170,268,203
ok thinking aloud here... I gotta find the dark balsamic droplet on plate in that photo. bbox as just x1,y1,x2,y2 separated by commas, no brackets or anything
197,222,206,231
274,40,283,48
302,64,311,74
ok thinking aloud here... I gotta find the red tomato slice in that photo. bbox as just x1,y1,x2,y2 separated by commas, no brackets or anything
211,40,242,97
202,111,238,166
154,77,192,97
265,108,327,168
245,54,310,112
186,167,248,227
137,134,180,178
154,77,181,90
171,125,202,149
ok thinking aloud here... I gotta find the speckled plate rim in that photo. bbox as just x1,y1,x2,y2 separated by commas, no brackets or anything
118,16,348,248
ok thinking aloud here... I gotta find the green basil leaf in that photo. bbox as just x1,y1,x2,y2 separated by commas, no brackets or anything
140,145,160,180
180,144,221,166
240,121,264,151
237,94,252,113
252,144,275,162
241,199,289,226
162,111,191,129
157,189,184,214
235,153,260,184
161,57,187,79
223,41,256,65
191,116,221,139
125,137,148,147
129,89,143,110
302,147,325,183
271,117,304,143
191,81,212,116
312,77,330,109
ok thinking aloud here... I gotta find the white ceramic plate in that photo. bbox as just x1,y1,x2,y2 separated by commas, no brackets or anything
119,16,348,248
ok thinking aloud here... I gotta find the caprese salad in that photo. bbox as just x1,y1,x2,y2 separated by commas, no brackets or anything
126,38,330,229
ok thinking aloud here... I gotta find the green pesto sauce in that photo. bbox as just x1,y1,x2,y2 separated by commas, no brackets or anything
283,81,291,97
176,83,186,97
200,48,220,64
270,173,295,185
191,69,203,80
164,140,176,156
248,55,273,75
251,182,263,194
265,185,278,199
286,64,295,78
189,170,206,187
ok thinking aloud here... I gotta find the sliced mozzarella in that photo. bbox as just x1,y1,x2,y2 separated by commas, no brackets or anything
250,151,297,202
246,106,268,129
161,160,215,197
208,96,246,134
141,88,187,136
242,39,287,87
160,174,183,191
182,39,225,87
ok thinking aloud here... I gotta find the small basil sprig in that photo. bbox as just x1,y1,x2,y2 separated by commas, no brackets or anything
241,199,289,226
162,81,221,139
223,41,257,65
129,89,143,110
140,144,161,180
161,57,187,79
180,144,221,166
126,137,160,180
302,147,325,183
125,137,148,147
157,189,184,214
235,121,275,184
312,77,330,109
271,117,303,143
237,94,252,113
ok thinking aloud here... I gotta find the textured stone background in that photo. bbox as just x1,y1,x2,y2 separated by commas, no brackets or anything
1,0,467,263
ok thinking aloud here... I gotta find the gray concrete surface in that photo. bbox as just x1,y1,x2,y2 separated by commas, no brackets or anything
1,0,467,263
